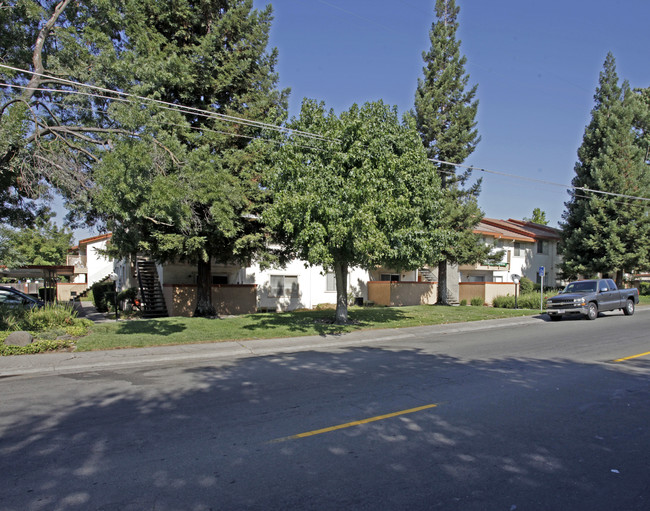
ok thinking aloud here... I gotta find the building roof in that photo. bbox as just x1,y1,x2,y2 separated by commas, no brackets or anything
475,218,561,242
78,233,112,245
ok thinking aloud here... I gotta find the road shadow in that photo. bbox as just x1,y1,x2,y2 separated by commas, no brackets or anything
1,346,649,510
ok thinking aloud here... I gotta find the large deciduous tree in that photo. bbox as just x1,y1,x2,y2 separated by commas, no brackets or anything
413,0,485,304
0,208,72,267
0,0,127,228
264,99,450,324
561,53,650,285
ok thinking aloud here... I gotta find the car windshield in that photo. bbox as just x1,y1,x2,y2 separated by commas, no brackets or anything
563,281,597,293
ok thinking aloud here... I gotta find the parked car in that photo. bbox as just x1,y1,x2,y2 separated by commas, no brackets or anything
0,286,45,309
546,279,639,321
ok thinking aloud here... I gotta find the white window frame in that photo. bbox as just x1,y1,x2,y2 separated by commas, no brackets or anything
326,272,336,292
269,275,299,298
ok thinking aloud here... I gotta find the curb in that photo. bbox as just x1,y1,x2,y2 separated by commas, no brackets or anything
0,315,543,378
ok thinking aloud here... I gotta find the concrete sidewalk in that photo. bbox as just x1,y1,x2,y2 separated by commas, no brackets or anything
0,314,545,378
73,300,113,323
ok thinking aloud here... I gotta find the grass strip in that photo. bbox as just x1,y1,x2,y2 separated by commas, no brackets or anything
75,305,538,352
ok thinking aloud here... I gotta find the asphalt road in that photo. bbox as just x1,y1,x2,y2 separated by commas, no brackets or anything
1,310,649,510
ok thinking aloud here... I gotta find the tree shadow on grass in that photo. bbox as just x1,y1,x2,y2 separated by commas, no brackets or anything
112,317,188,337
241,306,410,337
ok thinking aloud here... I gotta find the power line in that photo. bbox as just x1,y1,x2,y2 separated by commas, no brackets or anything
0,82,331,154
0,64,338,143
4,65,650,204
429,158,650,203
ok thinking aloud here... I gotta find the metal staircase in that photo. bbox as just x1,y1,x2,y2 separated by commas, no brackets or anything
136,260,169,318
419,267,436,282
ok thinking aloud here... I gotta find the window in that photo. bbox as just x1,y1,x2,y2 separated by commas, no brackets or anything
493,276,503,282
537,240,548,254
468,276,485,282
0,290,23,305
326,272,336,292
514,242,522,257
380,274,400,282
269,275,299,297
212,275,228,285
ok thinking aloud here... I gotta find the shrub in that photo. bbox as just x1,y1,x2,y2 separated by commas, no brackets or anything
460,299,467,306
493,292,542,309
519,277,534,294
0,305,26,330
492,295,515,308
92,281,115,312
0,339,74,356
470,296,484,306
639,282,650,296
21,303,77,332
38,287,56,302
118,287,138,302
0,302,90,336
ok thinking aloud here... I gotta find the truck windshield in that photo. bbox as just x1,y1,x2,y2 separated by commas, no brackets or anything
563,281,597,293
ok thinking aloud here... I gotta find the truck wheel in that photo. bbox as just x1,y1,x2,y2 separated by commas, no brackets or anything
586,302,598,320
623,299,635,316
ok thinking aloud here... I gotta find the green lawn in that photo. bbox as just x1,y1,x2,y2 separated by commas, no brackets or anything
75,305,540,351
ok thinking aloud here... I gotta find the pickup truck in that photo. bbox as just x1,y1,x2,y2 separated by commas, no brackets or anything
546,279,639,321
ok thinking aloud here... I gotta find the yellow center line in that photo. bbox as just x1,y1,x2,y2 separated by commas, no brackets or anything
271,403,438,443
613,351,650,362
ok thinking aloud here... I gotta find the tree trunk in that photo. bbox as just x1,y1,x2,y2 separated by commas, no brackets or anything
334,261,349,324
194,259,216,317
437,259,449,305
615,269,624,289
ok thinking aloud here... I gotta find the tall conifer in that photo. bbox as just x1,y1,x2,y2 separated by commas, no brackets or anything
414,0,484,304
561,53,650,285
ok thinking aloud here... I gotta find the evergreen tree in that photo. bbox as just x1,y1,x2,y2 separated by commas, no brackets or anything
0,0,288,316
523,208,549,225
561,53,650,285
413,0,485,304
91,0,289,316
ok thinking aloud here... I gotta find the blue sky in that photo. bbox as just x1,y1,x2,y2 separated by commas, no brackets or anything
68,0,650,241
251,0,650,228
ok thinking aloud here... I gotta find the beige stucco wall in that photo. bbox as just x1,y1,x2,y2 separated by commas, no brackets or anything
368,281,391,306
163,284,257,317
459,282,517,305
57,283,91,302
368,281,438,307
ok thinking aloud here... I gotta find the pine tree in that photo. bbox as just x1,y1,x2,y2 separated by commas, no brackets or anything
91,0,289,316
561,53,650,285
414,0,485,304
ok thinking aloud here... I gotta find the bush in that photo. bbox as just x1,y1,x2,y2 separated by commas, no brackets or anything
470,296,484,306
92,281,115,312
0,302,92,351
38,287,56,302
492,292,542,309
639,282,650,296
118,287,138,302
519,277,534,294
460,299,467,306
0,339,75,356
